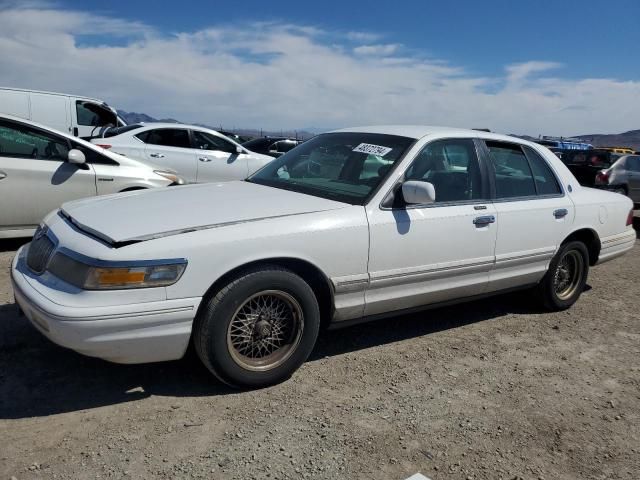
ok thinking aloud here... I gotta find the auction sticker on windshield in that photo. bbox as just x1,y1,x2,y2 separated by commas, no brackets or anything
353,143,392,157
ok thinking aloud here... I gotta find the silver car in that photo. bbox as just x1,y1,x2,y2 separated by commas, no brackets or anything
0,114,182,239
595,154,640,204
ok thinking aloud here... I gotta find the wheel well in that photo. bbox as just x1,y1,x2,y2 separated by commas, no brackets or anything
201,258,335,327
562,228,601,266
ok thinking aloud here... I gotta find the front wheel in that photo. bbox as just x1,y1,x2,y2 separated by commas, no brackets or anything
194,266,320,388
536,241,589,311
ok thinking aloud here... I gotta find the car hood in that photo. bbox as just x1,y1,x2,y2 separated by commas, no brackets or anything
59,181,348,244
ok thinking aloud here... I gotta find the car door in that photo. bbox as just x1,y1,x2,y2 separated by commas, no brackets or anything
626,156,640,201
73,100,118,137
191,130,249,182
0,119,96,231
142,128,197,182
365,137,497,317
479,140,574,292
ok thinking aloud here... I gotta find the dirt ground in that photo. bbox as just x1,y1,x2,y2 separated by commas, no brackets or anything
1,219,639,480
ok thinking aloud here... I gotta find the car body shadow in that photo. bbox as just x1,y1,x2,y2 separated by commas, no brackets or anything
0,289,547,419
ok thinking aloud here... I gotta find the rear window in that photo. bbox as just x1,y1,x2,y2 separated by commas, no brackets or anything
103,124,144,138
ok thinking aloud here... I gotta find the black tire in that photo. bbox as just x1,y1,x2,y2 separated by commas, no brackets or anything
536,241,589,311
194,266,320,388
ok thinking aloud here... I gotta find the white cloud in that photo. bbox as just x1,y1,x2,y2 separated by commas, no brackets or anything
0,4,638,135
353,43,401,56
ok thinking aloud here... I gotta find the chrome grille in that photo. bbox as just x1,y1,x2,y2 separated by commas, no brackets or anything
26,231,55,274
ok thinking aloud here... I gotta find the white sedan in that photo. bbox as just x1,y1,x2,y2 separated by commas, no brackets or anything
12,126,636,387
0,114,182,239
90,123,274,183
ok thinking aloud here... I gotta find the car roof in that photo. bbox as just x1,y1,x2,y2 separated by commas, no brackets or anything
0,86,104,103
329,125,532,145
135,122,221,131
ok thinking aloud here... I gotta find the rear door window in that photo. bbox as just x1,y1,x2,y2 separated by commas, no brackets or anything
143,129,191,148
627,156,640,172
523,146,562,195
485,141,537,198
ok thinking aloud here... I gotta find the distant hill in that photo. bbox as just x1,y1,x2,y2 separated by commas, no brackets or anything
578,129,640,151
117,110,317,140
117,110,180,124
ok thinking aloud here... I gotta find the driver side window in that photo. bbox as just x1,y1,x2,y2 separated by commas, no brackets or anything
405,138,483,203
192,131,236,153
0,120,69,161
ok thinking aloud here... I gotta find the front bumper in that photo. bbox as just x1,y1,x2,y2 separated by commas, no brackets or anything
11,247,202,364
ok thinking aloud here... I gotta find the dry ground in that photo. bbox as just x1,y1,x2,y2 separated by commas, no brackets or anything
1,218,639,480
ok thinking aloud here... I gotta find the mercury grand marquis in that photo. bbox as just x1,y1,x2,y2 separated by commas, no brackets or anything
11,126,636,387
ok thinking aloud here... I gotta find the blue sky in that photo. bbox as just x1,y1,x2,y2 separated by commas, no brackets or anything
58,0,640,80
1,0,639,134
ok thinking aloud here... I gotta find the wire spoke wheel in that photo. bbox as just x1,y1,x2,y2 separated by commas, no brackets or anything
553,250,584,301
227,290,304,371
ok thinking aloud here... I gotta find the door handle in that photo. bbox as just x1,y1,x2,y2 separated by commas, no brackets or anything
149,153,165,158
0,171,6,180
553,208,569,219
198,157,212,162
473,215,495,226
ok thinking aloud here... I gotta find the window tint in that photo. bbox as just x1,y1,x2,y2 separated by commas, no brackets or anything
0,120,69,161
523,146,562,195
486,142,536,198
144,129,190,148
76,101,117,127
192,131,235,153
404,138,483,202
627,156,640,172
274,141,297,153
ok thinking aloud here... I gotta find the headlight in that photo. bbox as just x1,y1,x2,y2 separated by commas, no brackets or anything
154,170,185,185
48,251,187,290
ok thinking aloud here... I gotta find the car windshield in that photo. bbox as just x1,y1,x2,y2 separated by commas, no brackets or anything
247,132,414,204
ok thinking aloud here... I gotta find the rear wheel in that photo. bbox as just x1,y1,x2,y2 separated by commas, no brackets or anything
536,241,589,311
194,266,320,388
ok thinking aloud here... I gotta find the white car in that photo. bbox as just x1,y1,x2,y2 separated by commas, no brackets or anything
90,123,274,183
12,126,636,388
0,114,182,239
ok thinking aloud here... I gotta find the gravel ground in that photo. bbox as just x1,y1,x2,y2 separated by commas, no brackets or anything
1,218,639,480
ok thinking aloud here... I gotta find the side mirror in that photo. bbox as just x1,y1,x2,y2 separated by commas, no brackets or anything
67,149,86,165
402,180,436,205
236,145,244,154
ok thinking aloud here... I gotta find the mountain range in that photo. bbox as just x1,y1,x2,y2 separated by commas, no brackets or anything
118,110,639,150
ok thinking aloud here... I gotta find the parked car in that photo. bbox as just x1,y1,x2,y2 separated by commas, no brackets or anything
242,136,303,158
90,123,273,183
12,126,635,388
0,87,126,138
0,114,182,238
594,154,640,204
558,149,621,187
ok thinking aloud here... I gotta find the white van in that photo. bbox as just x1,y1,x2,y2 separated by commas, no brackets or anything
0,87,126,138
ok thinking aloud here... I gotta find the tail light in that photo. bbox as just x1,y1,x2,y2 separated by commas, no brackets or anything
595,171,610,184
627,209,634,226
95,144,112,149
